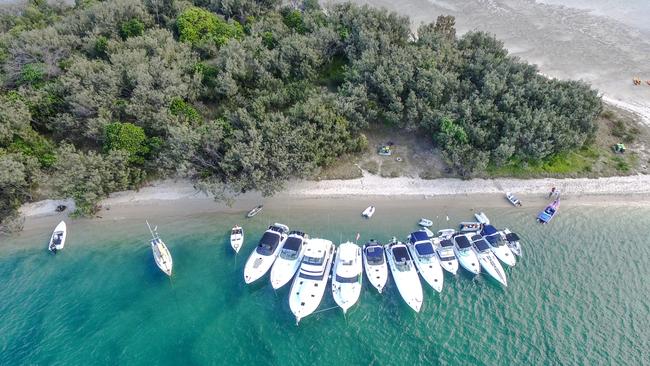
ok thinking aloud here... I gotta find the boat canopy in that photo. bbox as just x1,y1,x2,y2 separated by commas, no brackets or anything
409,231,429,243
415,242,435,256
365,246,385,265
505,232,520,242
484,233,500,245
481,225,498,236
392,246,410,262
440,239,453,247
473,237,490,251
256,232,280,255
455,235,472,249
283,237,303,252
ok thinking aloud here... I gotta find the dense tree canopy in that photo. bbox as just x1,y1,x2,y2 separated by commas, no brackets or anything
0,0,601,230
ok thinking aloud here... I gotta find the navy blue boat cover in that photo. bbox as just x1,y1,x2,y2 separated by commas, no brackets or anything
415,242,435,256
481,225,498,236
410,231,429,243
455,235,472,249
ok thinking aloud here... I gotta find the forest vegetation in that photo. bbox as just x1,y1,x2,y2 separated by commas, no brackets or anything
0,0,602,232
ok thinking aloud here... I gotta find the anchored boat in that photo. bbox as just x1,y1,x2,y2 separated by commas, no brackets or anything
146,221,173,276
48,221,67,254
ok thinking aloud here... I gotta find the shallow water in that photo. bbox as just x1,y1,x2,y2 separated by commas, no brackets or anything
1,200,649,365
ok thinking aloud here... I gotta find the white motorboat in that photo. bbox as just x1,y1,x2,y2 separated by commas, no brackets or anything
270,231,307,289
420,227,435,238
362,239,388,293
361,206,375,218
384,239,423,312
146,221,173,276
481,225,516,267
459,222,482,233
289,238,336,324
230,225,244,254
452,233,480,275
501,228,522,257
243,223,289,284
474,212,490,225
437,229,456,239
48,221,67,253
246,205,263,218
471,234,508,286
407,231,444,292
433,236,458,275
506,192,522,207
332,242,363,314
418,218,433,227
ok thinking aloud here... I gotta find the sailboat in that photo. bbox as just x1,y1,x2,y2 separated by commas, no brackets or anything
146,221,173,276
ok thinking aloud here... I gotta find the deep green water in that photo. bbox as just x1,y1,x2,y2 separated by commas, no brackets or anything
1,202,649,365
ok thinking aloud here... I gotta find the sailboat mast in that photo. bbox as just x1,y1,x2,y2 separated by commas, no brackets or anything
146,220,158,240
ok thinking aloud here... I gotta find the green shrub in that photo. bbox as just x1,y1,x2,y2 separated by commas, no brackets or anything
19,63,45,86
119,19,145,39
169,97,200,123
104,122,149,164
176,7,243,47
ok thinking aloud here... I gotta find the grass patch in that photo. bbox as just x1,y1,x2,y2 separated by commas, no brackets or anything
487,146,602,177
360,160,379,174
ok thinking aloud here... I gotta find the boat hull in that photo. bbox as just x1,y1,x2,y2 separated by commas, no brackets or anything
332,243,363,313
270,254,303,290
151,239,173,276
477,252,507,286
454,246,480,275
407,244,444,293
363,244,388,293
385,243,423,312
491,245,516,267
48,221,67,252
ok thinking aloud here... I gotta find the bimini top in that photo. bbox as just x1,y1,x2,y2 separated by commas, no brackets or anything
283,236,303,252
414,242,435,256
472,235,490,252
365,245,384,264
481,225,498,237
454,235,472,249
409,231,429,244
392,245,410,262
506,232,520,242
440,239,454,248
256,232,281,255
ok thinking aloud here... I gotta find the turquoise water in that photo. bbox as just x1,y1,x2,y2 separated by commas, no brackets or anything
1,202,649,365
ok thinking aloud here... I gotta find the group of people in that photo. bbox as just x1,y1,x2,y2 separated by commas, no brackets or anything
632,77,650,86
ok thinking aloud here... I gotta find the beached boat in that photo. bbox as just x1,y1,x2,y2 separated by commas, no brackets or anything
481,225,516,267
361,206,375,218
230,225,244,254
332,242,363,314
146,221,173,276
433,236,459,275
537,199,560,224
363,240,388,293
506,192,522,207
270,231,307,289
48,221,67,253
384,238,423,312
420,227,435,238
474,212,490,225
459,221,482,233
418,218,433,227
243,223,289,284
471,234,508,286
501,228,522,257
452,233,480,275
407,231,444,292
246,205,263,218
289,238,336,324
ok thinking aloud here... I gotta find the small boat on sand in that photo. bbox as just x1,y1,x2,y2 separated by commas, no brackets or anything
459,221,482,233
146,221,173,276
474,212,490,225
418,218,433,227
537,199,560,224
362,206,375,218
506,192,522,207
246,205,263,218
230,225,244,253
48,221,67,253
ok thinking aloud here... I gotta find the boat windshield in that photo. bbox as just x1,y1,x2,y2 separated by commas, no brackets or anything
299,270,325,281
545,207,555,215
283,237,302,251
415,242,435,257
365,246,385,265
302,255,324,266
505,232,520,242
409,231,429,244
484,233,501,246
335,274,359,283
256,232,280,255
473,237,490,252
440,239,454,247
392,246,412,271
280,248,299,260
231,228,242,235
455,236,472,249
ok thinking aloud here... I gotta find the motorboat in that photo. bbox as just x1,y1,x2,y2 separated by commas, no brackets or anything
420,227,435,238
506,192,522,207
537,199,560,224
289,238,336,324
501,228,522,257
437,229,456,239
384,238,423,312
146,221,173,276
459,222,482,233
332,242,363,313
474,212,490,225
230,225,244,254
362,206,375,218
48,221,67,253
407,231,444,292
418,218,433,227
270,231,308,289
452,233,480,275
433,236,458,275
246,205,263,218
363,239,388,293
243,223,289,284
471,234,507,286
481,225,516,267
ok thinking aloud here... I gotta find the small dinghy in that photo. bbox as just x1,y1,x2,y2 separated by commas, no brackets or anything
537,199,560,224
459,221,482,233
230,225,244,254
418,218,433,227
474,212,490,225
48,221,67,253
361,206,375,218
506,192,522,207
246,205,263,218
363,240,388,293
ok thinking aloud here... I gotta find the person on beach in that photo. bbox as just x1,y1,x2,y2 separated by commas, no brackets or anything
549,187,556,198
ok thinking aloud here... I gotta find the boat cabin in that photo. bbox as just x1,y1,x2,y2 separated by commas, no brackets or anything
454,235,472,249
256,232,280,255
365,244,385,265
